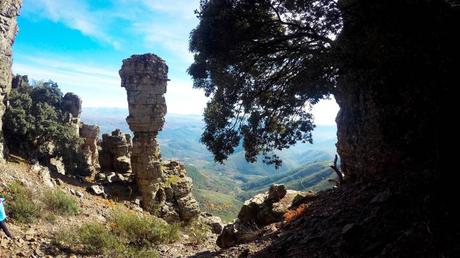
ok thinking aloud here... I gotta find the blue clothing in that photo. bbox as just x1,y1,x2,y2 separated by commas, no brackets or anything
0,198,6,221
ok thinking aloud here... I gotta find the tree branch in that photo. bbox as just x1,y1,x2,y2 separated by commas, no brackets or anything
330,154,344,183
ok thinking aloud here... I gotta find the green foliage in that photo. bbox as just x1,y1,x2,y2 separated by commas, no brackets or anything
238,161,335,200
193,188,242,222
189,0,341,167
164,175,180,188
54,222,122,255
184,219,211,244
42,189,80,215
6,182,42,223
110,209,180,245
4,79,84,174
54,209,180,257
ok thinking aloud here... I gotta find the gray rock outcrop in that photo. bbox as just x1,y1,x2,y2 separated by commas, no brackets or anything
99,129,132,174
120,53,199,222
217,184,307,248
79,123,100,176
0,0,22,161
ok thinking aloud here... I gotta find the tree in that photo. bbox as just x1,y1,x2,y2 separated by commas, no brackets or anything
189,0,342,167
189,0,457,180
4,79,83,173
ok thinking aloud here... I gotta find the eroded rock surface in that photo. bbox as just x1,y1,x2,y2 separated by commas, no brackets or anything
99,129,132,174
0,0,22,161
120,53,199,222
217,184,307,248
79,123,100,175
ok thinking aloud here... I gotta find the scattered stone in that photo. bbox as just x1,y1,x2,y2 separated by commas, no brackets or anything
201,213,225,234
95,172,106,181
87,185,105,196
38,167,54,188
49,157,66,175
217,184,306,248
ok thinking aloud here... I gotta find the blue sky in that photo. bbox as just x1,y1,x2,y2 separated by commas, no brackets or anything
12,0,338,124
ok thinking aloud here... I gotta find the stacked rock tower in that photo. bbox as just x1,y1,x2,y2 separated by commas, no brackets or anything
120,54,167,211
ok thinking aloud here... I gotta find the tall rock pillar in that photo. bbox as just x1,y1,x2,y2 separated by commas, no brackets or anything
119,54,168,211
0,0,22,161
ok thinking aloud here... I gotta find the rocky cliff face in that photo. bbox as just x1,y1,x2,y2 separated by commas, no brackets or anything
120,53,199,222
0,0,22,161
79,123,100,175
334,0,454,181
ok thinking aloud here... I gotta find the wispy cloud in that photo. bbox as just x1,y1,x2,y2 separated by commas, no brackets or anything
12,55,124,107
23,0,120,48
12,54,207,114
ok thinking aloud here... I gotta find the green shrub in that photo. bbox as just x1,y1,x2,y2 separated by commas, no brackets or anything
54,222,122,255
42,189,79,215
4,79,86,175
110,209,180,245
184,219,211,244
6,182,42,223
54,210,180,256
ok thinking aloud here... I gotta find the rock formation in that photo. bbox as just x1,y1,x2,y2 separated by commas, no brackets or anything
99,129,132,174
11,74,28,89
217,184,308,248
0,0,22,161
79,123,100,175
63,92,82,118
120,53,199,222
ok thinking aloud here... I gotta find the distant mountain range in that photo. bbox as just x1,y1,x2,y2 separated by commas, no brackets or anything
82,107,338,221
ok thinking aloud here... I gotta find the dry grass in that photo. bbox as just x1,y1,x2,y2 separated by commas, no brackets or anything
283,203,308,223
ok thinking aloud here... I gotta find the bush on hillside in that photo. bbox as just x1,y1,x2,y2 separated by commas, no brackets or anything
3,79,85,174
110,209,180,245
54,209,180,257
42,189,80,215
5,182,42,223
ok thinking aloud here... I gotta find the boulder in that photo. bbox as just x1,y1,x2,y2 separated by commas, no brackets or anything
87,185,105,197
201,213,225,234
218,184,307,248
62,92,82,118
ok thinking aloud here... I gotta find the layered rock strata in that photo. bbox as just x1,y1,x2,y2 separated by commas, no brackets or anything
79,123,100,175
0,0,22,161
99,129,132,174
120,53,199,222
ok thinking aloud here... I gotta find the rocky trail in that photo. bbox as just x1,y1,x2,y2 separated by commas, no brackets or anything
0,161,219,257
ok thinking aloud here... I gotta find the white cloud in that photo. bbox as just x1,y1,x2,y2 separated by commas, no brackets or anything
311,97,340,125
12,55,207,114
166,78,207,115
12,55,125,108
140,0,200,20
23,0,119,48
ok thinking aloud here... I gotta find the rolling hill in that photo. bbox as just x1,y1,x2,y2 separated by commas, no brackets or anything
82,108,338,220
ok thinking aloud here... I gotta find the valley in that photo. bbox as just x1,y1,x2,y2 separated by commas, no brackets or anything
82,108,338,221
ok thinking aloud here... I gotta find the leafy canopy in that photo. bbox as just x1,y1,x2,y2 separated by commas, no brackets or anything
189,0,341,167
4,79,83,171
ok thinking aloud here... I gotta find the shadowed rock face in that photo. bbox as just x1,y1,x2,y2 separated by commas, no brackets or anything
0,0,22,161
99,129,132,174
